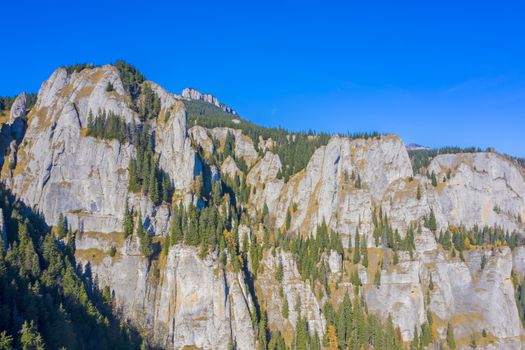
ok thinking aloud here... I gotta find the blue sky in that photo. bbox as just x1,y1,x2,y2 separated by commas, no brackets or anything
2,0,524,156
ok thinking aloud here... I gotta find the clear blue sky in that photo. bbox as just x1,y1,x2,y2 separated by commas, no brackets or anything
2,0,524,156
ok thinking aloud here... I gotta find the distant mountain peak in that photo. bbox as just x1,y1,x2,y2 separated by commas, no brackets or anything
182,87,237,115
406,143,430,151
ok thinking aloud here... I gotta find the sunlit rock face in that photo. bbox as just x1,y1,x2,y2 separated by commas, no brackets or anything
4,63,525,349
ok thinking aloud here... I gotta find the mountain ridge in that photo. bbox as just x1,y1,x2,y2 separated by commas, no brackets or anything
0,62,524,350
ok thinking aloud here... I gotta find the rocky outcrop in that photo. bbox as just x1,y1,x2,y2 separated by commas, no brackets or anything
9,92,27,141
247,135,413,245
76,240,256,349
5,62,525,349
155,101,200,200
257,250,326,339
10,92,27,121
0,66,138,232
182,87,237,115
0,66,201,233
221,156,241,179
189,125,214,155
128,193,171,236
429,152,525,232
208,127,258,166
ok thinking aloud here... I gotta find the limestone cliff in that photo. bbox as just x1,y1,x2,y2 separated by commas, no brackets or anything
2,62,525,350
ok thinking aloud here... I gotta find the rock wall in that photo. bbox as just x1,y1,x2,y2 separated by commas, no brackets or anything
429,152,525,232
248,135,413,246
0,66,198,233
3,63,525,349
76,237,256,349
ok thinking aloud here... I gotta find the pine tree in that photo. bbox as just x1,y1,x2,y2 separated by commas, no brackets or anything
431,171,438,187
326,324,339,350
446,322,457,349
137,212,153,257
170,205,183,245
360,235,368,267
56,213,68,239
285,209,291,231
149,165,159,204
374,267,381,287
0,331,13,350
427,209,437,233
20,321,45,350
123,201,133,238
416,184,422,200
355,174,362,189
282,297,289,319
393,250,399,265
353,231,361,264
275,261,284,283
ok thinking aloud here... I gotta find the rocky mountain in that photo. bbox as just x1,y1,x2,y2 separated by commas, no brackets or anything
182,87,238,115
405,143,430,151
0,62,524,350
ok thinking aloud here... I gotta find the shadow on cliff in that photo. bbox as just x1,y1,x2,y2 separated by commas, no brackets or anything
0,183,153,349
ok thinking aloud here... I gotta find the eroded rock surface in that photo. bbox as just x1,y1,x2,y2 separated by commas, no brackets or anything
3,63,525,349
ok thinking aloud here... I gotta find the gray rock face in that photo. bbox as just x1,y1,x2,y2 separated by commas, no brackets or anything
208,127,258,166
76,241,256,350
155,102,200,200
9,92,27,123
257,250,326,339
429,152,525,232
189,125,214,155
1,66,200,232
221,156,241,179
182,87,237,115
9,92,27,141
4,63,525,349
1,66,138,232
129,193,171,236
248,135,413,246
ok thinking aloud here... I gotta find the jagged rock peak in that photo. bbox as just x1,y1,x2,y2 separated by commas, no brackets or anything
9,92,27,123
182,87,238,115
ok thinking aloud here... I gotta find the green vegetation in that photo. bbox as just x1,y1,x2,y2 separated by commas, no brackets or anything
86,108,174,206
139,83,161,120
322,293,403,350
25,94,38,113
187,99,332,181
187,100,382,182
512,270,525,328
436,224,522,251
114,60,145,100
136,212,153,258
446,322,457,349
127,124,174,205
372,207,416,254
0,184,143,349
275,220,343,291
86,110,132,144
168,188,240,267
62,63,96,74
123,201,134,238
0,96,15,113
